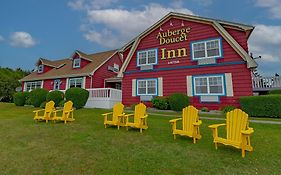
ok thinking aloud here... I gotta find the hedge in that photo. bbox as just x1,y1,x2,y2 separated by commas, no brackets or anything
65,87,89,109
240,95,281,118
46,90,64,107
151,96,169,110
29,88,48,107
13,92,29,106
168,93,189,111
268,89,281,95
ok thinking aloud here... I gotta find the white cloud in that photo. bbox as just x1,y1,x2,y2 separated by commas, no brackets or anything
10,32,37,48
249,24,281,75
68,0,118,10
0,35,4,42
83,3,193,48
255,0,281,19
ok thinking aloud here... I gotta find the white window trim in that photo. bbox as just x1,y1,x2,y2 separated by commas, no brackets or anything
136,79,157,96
68,77,84,88
73,58,81,68
24,81,43,92
38,65,44,73
192,38,222,60
137,49,157,66
193,75,225,96
53,79,60,90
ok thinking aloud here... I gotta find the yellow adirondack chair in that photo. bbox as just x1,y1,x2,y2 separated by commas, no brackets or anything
169,106,202,143
102,102,125,129
208,109,254,157
33,101,55,123
53,101,75,124
125,103,148,133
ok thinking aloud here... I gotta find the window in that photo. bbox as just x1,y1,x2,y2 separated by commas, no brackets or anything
137,79,157,95
69,78,83,88
38,65,44,73
73,58,81,68
113,63,119,73
137,49,157,66
192,38,222,60
53,79,60,90
25,81,42,91
194,75,224,95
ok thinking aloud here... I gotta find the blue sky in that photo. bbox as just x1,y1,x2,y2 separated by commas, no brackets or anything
0,0,280,76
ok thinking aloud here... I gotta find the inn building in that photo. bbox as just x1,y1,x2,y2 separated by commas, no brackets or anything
20,12,258,109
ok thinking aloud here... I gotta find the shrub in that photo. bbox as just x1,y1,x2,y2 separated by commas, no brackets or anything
201,107,209,112
220,105,236,114
29,88,48,107
25,97,32,105
240,95,281,118
151,96,169,110
168,93,189,111
58,100,66,107
65,87,89,109
13,92,29,106
46,90,64,107
268,90,281,95
40,101,47,108
130,103,138,110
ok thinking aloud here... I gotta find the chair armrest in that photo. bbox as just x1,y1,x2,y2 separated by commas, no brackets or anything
33,109,45,113
102,112,113,116
53,109,63,113
208,123,226,129
125,114,134,117
140,115,148,119
241,127,254,135
193,120,202,126
169,118,182,123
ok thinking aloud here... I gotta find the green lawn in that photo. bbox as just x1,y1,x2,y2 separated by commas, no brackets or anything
0,103,281,174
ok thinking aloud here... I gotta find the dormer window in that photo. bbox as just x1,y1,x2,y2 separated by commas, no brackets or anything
113,63,119,73
38,65,44,73
73,58,81,68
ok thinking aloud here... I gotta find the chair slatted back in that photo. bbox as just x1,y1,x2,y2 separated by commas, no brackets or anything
182,106,199,132
134,103,146,124
62,101,73,119
44,101,55,118
226,109,248,142
112,103,124,122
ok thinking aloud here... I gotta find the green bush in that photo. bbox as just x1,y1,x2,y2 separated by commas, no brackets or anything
201,107,209,112
40,101,47,108
220,105,236,114
46,90,64,107
25,97,32,105
268,90,281,95
130,103,138,110
13,92,29,106
65,87,89,109
151,96,169,110
168,93,189,111
58,100,67,107
240,95,281,118
29,88,48,107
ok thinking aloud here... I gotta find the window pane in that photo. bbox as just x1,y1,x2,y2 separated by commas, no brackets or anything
207,49,219,57
194,50,205,58
148,50,156,64
138,52,147,65
207,40,220,57
147,87,156,94
193,43,205,51
210,86,223,93
196,86,208,94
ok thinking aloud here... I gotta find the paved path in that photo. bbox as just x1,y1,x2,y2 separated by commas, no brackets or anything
146,112,281,125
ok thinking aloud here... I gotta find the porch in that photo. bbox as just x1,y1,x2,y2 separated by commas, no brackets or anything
252,76,281,93
84,88,122,109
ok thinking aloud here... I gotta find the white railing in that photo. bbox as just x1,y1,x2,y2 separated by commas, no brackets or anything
85,88,122,109
252,77,281,91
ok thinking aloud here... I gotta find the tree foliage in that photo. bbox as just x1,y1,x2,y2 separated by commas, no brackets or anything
0,67,29,102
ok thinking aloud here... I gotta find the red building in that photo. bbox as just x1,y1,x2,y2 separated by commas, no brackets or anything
118,12,257,110
20,50,122,92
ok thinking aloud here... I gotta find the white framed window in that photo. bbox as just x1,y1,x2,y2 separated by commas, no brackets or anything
137,49,157,66
53,79,60,90
25,81,42,91
73,58,81,68
38,65,44,73
137,79,157,96
191,38,222,60
113,63,119,73
69,78,83,88
193,75,225,96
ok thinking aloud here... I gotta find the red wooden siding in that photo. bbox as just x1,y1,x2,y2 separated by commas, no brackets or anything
122,17,253,110
43,79,53,91
92,53,122,88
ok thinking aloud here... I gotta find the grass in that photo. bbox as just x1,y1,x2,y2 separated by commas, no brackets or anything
0,103,281,174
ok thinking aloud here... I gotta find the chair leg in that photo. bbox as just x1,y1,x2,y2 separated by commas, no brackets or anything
193,137,196,144
242,149,245,158
173,134,176,140
215,143,218,150
104,124,107,128
126,126,128,131
118,125,120,130
140,128,142,133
